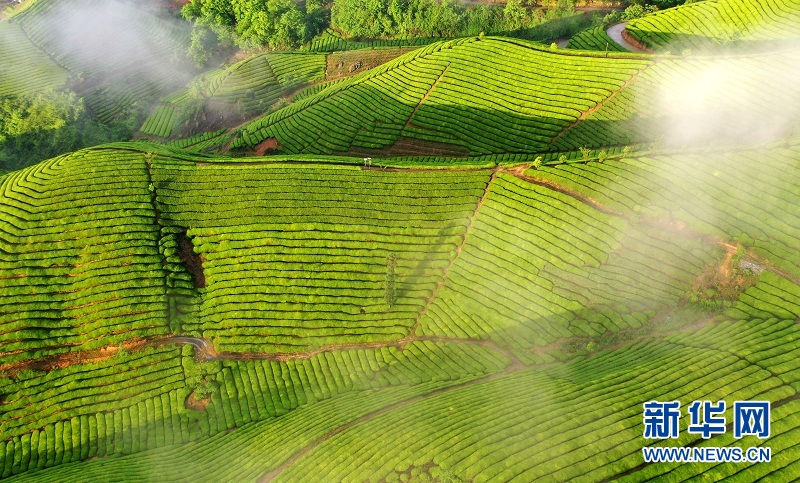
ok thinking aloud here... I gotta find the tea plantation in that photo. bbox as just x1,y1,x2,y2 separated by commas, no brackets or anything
0,0,799,481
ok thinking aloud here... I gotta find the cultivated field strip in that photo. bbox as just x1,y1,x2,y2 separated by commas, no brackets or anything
301,28,439,52
204,341,509,432
0,339,509,479
0,347,183,443
151,158,491,352
554,51,800,151
273,326,795,482
626,0,800,51
531,145,800,278
140,53,325,141
233,38,650,155
0,151,169,363
0,22,68,98
14,0,188,79
416,173,716,363
1,381,474,482
139,105,177,139
567,27,627,52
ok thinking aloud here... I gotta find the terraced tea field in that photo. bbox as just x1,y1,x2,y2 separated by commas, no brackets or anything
1,0,800,480
222,36,799,158
0,22,68,97
626,0,800,51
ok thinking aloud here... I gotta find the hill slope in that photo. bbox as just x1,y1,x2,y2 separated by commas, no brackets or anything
223,37,800,158
626,0,800,52
0,138,798,480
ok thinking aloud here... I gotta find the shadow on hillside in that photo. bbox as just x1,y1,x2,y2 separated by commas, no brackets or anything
234,80,800,158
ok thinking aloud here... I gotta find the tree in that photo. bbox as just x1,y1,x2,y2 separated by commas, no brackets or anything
0,91,81,143
0,90,143,172
187,23,218,68
503,0,527,31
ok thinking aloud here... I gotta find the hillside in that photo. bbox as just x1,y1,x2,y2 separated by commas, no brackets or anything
2,0,800,480
0,136,799,479
0,22,69,98
219,37,800,158
625,0,800,52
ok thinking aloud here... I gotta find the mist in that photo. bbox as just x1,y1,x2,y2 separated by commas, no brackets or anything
651,47,800,148
21,0,196,95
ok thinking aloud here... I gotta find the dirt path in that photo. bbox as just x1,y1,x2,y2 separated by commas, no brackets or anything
406,63,450,128
151,328,525,368
503,167,623,217
606,23,649,53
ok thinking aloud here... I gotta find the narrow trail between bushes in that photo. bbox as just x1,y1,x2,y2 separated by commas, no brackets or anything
406,169,498,337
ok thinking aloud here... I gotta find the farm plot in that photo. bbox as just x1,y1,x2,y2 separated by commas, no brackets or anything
531,143,800,279
0,21,68,97
234,38,649,156
553,50,800,151
150,157,492,353
269,294,800,482
301,28,439,53
415,172,718,364
568,26,627,52
626,0,800,52
140,52,325,140
0,150,170,364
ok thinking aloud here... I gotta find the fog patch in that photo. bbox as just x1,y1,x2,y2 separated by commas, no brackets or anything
652,48,800,148
20,0,195,95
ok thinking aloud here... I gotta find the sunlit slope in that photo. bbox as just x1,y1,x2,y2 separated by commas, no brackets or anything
0,150,170,364
231,38,650,156
567,26,627,52
152,159,491,352
626,0,800,51
553,48,800,151
226,38,800,157
0,141,798,480
0,22,69,97
8,273,800,482
534,140,800,279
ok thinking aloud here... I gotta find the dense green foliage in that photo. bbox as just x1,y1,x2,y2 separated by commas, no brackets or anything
330,0,580,39
0,91,141,171
181,0,327,59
